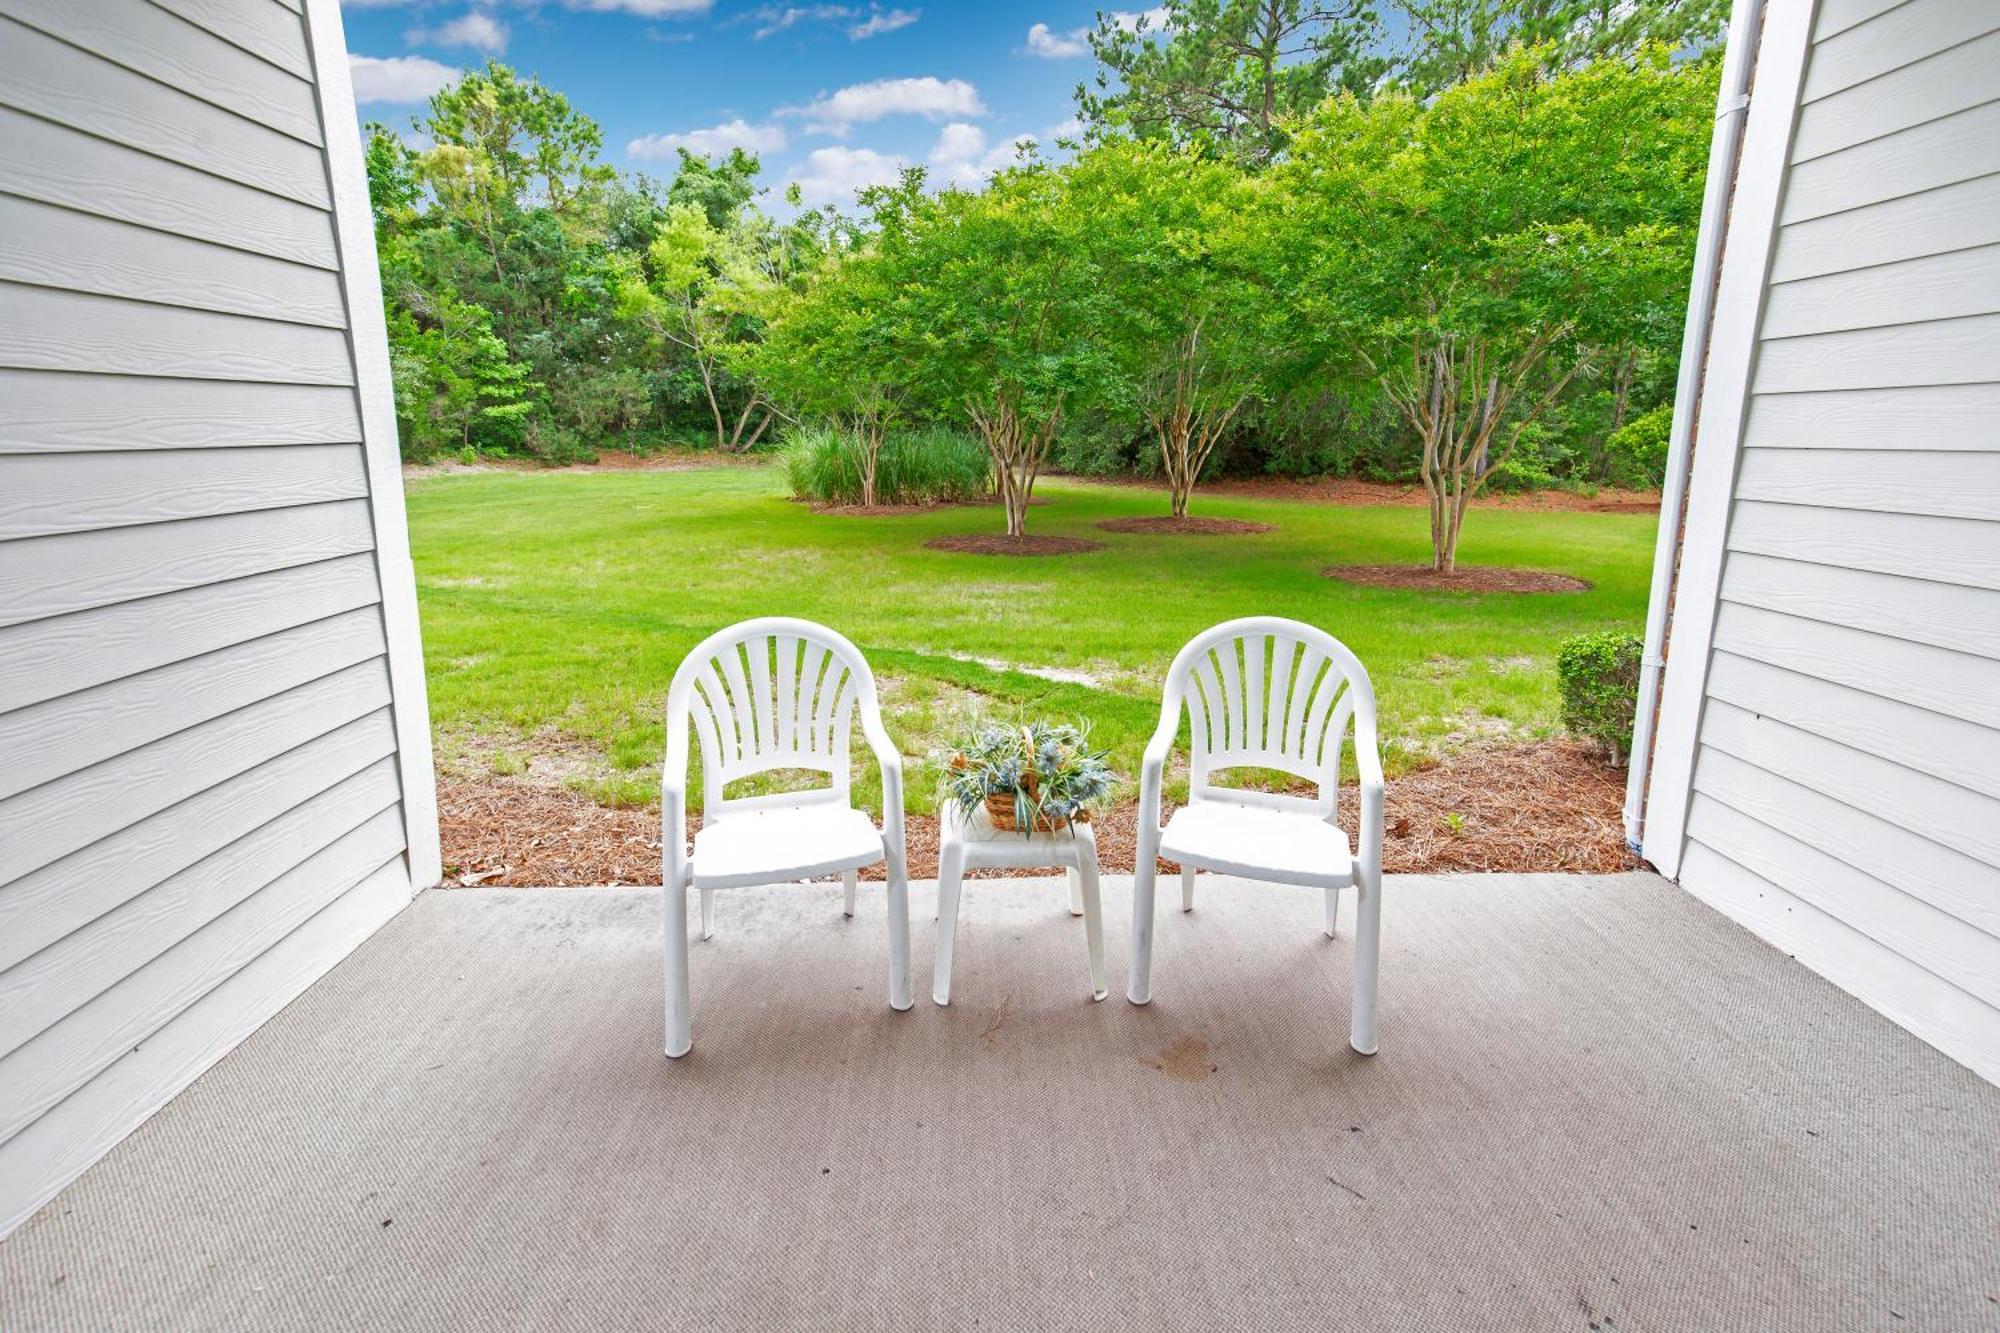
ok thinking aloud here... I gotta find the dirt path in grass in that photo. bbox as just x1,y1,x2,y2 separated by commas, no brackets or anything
435,740,1637,887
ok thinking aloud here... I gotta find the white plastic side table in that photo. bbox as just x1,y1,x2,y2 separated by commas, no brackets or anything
934,804,1109,1006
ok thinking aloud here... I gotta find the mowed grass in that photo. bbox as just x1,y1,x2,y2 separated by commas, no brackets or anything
406,464,1655,812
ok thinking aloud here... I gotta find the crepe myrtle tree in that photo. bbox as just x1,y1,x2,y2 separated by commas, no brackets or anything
867,166,1115,538
1070,138,1276,518
1284,46,1712,571
749,244,911,506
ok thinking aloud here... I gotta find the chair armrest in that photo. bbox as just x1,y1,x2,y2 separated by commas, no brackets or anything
860,704,906,844
1138,693,1180,835
662,725,691,888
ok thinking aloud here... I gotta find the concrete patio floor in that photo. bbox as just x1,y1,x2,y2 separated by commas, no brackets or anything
3,872,1996,1331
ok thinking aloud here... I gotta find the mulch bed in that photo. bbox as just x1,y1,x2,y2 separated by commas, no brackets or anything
1325,564,1591,594
436,740,1636,887
924,534,1102,556
1096,516,1276,535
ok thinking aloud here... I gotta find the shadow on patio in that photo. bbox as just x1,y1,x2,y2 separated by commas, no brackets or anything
4,872,1995,1329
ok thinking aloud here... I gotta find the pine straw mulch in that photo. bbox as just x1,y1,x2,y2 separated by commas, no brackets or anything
1096,516,1276,535
1325,564,1592,594
436,740,1636,887
923,534,1103,556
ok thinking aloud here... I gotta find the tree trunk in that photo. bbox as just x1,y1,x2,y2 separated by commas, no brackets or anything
858,422,880,507
969,392,1059,539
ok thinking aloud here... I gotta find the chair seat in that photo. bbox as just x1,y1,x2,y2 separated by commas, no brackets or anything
691,804,886,890
1159,799,1354,888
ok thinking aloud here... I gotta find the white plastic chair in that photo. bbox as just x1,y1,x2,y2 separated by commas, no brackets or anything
1128,616,1386,1054
661,617,911,1058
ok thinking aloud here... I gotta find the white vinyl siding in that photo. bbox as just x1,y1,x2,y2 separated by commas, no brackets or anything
0,0,433,1236
1666,0,2000,1085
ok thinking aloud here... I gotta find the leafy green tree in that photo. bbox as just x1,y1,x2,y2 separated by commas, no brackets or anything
424,62,612,217
1283,46,1712,569
1393,0,1726,95
618,202,781,451
1080,0,1386,165
386,294,537,455
872,167,1115,537
666,147,762,229
752,245,913,505
1068,138,1275,516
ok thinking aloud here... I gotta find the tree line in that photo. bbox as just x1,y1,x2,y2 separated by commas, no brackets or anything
367,0,1722,569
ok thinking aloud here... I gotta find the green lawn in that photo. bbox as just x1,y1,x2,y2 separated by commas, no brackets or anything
406,464,1655,812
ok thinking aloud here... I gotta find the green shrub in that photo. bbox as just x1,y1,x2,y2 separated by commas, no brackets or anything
782,422,991,505
1604,404,1674,488
1557,631,1644,763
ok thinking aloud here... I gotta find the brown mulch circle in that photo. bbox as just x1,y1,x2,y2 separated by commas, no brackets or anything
1325,564,1591,594
924,534,1102,556
1096,516,1276,535
436,740,1636,887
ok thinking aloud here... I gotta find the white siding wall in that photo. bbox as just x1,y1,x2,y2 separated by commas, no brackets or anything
0,0,437,1234
1649,0,2000,1084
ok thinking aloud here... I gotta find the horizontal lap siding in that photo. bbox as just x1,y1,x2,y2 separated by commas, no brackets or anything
0,0,419,1231
1675,2,2000,1085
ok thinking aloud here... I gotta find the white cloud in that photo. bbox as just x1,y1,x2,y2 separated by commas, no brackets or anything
407,10,508,54
787,76,985,134
1112,6,1171,32
751,4,846,37
1043,116,1083,141
1024,22,1087,58
785,145,906,206
627,118,788,160
348,54,460,104
927,122,1035,188
749,4,915,39
848,7,919,39
1026,7,1165,58
559,0,711,14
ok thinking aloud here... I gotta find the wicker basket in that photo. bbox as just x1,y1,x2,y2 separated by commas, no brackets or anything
983,790,1090,833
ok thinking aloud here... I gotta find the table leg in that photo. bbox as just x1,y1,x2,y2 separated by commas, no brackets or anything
1079,854,1108,1002
933,842,965,1007
1066,865,1084,917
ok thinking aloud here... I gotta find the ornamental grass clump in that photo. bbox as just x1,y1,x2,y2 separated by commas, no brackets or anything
940,721,1116,834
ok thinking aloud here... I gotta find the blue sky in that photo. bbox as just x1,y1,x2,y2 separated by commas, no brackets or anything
339,2,1166,211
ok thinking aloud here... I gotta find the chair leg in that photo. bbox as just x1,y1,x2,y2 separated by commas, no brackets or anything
842,869,858,918
885,849,912,1013
1180,866,1195,912
1079,854,1108,1002
1324,886,1341,939
1128,838,1158,1005
699,887,715,941
1349,871,1381,1055
664,877,692,1059
1067,866,1084,917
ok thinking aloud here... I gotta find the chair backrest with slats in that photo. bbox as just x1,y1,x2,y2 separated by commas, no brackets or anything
666,618,877,813
1166,616,1378,819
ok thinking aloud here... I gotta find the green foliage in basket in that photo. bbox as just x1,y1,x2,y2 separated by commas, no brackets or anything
939,721,1117,833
